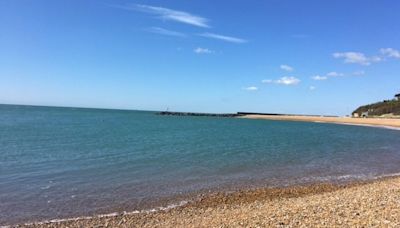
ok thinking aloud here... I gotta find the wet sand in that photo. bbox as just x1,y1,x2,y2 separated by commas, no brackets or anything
17,176,400,227
242,114,400,128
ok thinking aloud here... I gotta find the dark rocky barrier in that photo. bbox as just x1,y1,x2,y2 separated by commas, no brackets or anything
158,111,243,118
158,111,339,118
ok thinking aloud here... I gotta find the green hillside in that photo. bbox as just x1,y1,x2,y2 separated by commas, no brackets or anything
352,98,400,117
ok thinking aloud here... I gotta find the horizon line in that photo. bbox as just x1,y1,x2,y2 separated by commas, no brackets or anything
0,103,341,117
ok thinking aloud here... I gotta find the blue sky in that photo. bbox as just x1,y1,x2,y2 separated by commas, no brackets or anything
1,0,400,115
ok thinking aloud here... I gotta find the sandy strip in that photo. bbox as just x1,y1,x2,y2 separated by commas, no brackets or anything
241,114,400,129
16,176,400,227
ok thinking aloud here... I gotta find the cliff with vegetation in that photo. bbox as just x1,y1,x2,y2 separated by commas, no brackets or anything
352,99,400,117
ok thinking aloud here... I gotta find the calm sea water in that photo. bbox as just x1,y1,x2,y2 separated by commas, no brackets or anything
1,104,400,225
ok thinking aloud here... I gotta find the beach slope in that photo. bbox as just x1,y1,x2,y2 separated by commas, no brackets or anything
21,177,400,227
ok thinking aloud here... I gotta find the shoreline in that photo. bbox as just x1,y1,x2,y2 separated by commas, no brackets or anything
14,174,400,227
241,114,400,129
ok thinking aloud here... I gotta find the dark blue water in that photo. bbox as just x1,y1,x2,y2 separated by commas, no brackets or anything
1,104,400,225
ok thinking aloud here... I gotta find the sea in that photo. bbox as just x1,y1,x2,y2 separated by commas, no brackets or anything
1,104,400,225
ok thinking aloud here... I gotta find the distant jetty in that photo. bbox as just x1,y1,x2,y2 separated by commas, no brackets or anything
157,111,339,118
158,111,243,118
237,112,338,118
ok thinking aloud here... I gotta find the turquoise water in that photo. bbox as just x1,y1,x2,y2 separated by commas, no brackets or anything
1,104,400,225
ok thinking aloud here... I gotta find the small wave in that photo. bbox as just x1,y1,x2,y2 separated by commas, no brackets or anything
298,174,368,183
379,126,400,131
298,172,400,184
374,172,400,179
21,200,189,226
335,122,400,131
15,172,400,227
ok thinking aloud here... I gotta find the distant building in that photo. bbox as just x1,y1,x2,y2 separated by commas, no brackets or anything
395,93,400,101
361,111,369,118
352,113,359,118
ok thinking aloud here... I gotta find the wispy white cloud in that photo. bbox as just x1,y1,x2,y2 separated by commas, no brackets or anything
334,48,400,65
326,71,344,77
243,86,258,91
312,75,328,81
261,79,273,83
194,47,214,54
333,52,382,65
280,64,294,72
333,52,368,65
352,70,365,76
199,33,247,44
120,4,210,28
380,48,400,58
309,86,316,91
146,27,186,37
312,70,366,81
312,72,344,81
275,76,300,85
262,77,300,85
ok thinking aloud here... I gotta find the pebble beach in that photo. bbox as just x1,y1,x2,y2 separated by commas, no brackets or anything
17,176,400,227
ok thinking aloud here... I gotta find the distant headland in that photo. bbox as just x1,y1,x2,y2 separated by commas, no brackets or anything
352,93,400,118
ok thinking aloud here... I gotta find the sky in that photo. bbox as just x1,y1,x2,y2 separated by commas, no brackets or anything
1,0,400,115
